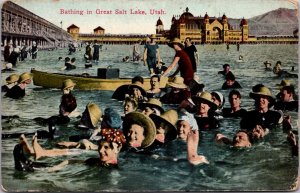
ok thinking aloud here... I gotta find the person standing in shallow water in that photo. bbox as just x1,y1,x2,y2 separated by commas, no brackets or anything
184,37,199,73
93,40,100,63
143,34,160,76
161,38,194,87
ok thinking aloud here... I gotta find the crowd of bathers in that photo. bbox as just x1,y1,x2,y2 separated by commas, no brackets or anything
1,37,298,174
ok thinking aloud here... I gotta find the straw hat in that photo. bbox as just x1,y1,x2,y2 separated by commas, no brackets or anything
6,74,19,84
149,34,157,39
122,112,156,148
87,103,102,127
63,79,76,90
138,98,164,114
249,86,275,105
168,38,184,48
145,37,151,42
167,76,187,89
18,72,33,83
192,91,218,110
276,79,291,88
149,109,178,142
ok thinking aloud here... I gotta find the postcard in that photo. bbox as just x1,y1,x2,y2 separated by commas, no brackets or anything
1,0,299,192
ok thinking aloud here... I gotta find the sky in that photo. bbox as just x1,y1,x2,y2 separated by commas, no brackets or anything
12,0,298,34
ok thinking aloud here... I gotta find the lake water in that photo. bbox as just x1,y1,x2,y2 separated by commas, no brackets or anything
1,44,299,192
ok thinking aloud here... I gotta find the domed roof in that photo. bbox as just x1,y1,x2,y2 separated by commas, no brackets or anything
180,7,194,19
222,14,227,20
156,17,163,26
240,18,248,25
204,12,209,19
171,15,176,22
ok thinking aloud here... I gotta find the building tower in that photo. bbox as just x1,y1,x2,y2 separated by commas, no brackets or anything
222,13,229,42
156,17,164,34
240,17,248,42
203,13,210,42
67,24,80,40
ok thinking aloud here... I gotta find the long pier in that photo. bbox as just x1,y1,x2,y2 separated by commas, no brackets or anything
1,1,73,49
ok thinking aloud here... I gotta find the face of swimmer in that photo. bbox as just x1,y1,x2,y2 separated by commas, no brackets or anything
251,125,266,139
127,124,145,148
232,131,252,147
98,141,120,164
177,120,192,141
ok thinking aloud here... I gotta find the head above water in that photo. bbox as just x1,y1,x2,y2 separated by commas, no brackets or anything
122,112,156,148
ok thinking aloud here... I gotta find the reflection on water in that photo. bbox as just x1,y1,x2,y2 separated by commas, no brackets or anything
1,44,298,191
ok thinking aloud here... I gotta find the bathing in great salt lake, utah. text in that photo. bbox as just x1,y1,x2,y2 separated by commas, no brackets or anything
59,8,166,15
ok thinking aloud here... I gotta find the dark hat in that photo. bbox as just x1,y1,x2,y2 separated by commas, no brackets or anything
128,83,147,97
102,108,122,129
223,64,230,68
225,72,235,81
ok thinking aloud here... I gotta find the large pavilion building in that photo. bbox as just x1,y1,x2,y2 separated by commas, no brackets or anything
156,7,250,44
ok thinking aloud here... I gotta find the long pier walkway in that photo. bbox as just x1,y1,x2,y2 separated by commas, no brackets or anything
1,1,73,49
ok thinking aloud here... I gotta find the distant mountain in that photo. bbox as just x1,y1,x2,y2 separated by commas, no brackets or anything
227,8,298,36
248,8,298,36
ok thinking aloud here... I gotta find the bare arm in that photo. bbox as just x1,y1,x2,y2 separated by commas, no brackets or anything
187,130,209,165
161,56,180,77
195,51,199,65
47,159,85,172
143,48,147,66
157,48,161,63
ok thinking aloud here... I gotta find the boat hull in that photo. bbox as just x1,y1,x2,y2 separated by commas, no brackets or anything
31,69,167,91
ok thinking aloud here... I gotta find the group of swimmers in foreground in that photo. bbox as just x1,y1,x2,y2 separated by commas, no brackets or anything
1,38,298,177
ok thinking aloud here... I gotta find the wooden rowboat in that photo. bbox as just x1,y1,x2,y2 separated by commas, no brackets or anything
31,69,168,91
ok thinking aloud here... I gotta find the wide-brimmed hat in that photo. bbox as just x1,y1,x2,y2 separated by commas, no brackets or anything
149,109,178,142
87,103,102,127
192,91,218,110
167,76,187,89
138,98,164,114
63,79,76,90
168,38,184,48
6,74,19,84
18,72,33,83
249,86,275,105
276,79,291,88
128,83,147,97
122,112,156,148
145,37,151,42
149,34,157,39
